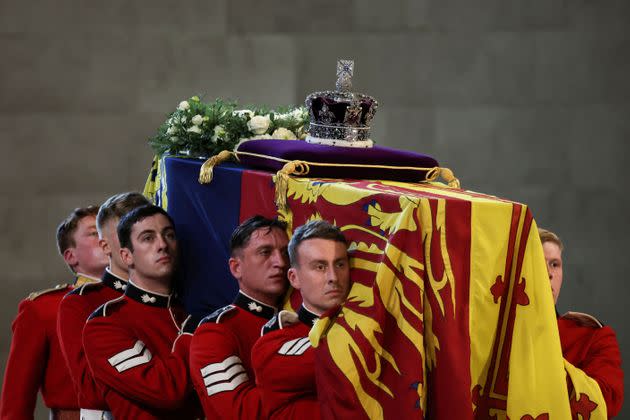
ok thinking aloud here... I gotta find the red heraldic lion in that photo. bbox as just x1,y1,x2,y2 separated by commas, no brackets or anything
558,312,624,418
189,291,277,420
83,281,199,419
252,306,320,420
57,270,128,411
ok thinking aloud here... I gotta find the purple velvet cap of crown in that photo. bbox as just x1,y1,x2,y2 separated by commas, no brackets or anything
236,139,439,182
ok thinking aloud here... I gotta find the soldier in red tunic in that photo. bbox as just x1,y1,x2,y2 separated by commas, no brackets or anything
189,215,290,419
252,220,352,419
0,206,108,420
539,228,624,418
57,192,149,420
83,205,200,419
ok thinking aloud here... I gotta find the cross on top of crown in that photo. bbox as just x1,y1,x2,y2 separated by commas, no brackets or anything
336,59,354,92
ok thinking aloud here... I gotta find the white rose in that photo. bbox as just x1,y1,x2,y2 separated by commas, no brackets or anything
166,126,177,135
211,125,226,142
233,109,254,119
247,115,271,135
170,136,179,143
274,112,289,121
292,108,306,120
272,127,297,140
178,101,190,111
191,114,204,126
187,125,202,134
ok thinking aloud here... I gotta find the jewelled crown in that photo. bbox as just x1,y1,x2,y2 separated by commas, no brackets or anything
305,60,378,148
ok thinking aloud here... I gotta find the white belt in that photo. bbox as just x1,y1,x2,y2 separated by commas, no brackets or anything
80,409,113,420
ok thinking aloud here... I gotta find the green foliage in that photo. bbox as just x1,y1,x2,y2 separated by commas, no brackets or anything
149,96,309,158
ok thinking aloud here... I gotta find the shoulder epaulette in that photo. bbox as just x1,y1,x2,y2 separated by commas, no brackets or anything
199,305,237,325
27,284,71,300
87,296,125,320
262,314,281,335
561,311,604,328
66,281,103,297
181,314,204,334
261,310,298,336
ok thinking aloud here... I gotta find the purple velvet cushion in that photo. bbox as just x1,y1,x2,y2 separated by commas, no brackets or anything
236,139,439,182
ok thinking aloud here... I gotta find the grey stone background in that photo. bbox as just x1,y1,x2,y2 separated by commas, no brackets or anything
1,0,628,417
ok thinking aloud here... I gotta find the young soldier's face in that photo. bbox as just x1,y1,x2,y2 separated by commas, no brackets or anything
122,213,178,283
288,238,350,315
229,227,289,306
71,215,108,277
542,241,563,304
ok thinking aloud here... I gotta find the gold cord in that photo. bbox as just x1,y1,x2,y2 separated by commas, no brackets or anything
197,149,461,210
198,150,234,184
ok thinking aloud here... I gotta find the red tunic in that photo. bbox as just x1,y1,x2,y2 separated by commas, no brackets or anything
251,306,320,420
83,281,199,419
189,291,277,420
57,269,128,410
0,275,96,420
558,313,624,418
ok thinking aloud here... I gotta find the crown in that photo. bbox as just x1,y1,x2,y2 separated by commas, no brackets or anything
305,60,378,148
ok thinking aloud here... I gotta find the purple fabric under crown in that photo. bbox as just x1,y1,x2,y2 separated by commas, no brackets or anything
236,140,439,182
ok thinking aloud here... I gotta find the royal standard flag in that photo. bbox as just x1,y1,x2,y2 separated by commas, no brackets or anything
148,156,608,419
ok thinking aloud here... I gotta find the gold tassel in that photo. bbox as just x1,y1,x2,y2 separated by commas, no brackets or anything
439,167,461,189
198,150,234,184
274,160,308,211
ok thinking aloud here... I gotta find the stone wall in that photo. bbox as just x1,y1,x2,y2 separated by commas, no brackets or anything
1,0,628,416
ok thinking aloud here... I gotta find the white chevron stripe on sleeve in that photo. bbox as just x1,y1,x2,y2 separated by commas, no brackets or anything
278,337,311,356
292,338,312,355
206,372,248,396
108,340,145,366
200,355,250,396
200,355,243,376
113,348,152,372
107,340,152,372
203,363,247,386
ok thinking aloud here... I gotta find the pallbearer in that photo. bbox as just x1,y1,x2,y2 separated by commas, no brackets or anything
83,205,200,419
539,228,624,417
0,206,108,420
252,220,352,419
189,215,290,419
57,192,149,419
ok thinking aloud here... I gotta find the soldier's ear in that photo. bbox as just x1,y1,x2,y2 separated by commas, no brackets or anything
63,247,78,269
287,267,300,290
120,247,133,267
99,238,112,258
228,257,241,280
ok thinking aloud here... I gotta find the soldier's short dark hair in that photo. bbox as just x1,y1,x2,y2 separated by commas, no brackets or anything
117,205,174,252
96,192,150,234
56,206,100,255
288,220,347,267
230,215,288,256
